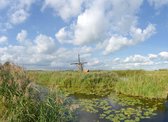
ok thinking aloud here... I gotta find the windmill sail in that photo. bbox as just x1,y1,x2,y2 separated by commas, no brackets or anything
71,54,87,71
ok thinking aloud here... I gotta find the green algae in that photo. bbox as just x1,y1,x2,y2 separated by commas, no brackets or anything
77,93,164,122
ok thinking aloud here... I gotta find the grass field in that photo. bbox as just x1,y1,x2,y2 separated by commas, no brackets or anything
28,70,168,99
0,62,76,122
28,71,119,97
114,70,168,99
1,62,168,122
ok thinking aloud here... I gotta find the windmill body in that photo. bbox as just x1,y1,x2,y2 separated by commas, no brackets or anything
71,54,87,72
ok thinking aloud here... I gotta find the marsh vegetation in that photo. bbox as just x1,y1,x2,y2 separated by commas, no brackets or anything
0,63,76,122
1,63,168,122
28,70,168,99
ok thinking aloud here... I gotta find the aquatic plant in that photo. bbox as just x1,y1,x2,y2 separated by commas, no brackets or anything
115,71,168,99
0,62,76,122
28,71,119,97
78,93,163,122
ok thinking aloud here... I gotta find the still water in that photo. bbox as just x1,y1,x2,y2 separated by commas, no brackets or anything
74,93,168,122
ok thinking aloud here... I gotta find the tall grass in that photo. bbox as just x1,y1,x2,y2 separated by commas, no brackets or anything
115,71,168,99
28,70,168,99
113,70,145,77
28,71,119,97
0,62,76,122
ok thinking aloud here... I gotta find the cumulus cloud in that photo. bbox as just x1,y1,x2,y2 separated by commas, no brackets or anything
148,54,158,59
9,0,34,14
16,30,28,42
35,34,56,54
1,34,168,70
103,24,156,54
73,2,108,45
55,0,109,45
0,0,9,9
55,27,73,44
0,0,167,70
9,0,35,25
111,54,152,69
109,52,168,70
10,9,29,25
43,0,84,20
124,55,149,63
131,24,156,43
87,59,100,66
159,52,168,60
0,33,58,69
0,0,35,31
103,36,131,54
55,0,156,55
148,0,168,8
0,36,8,44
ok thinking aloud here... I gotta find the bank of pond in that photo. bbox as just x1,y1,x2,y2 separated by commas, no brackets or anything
74,93,168,122
1,63,168,122
28,70,168,99
27,70,168,122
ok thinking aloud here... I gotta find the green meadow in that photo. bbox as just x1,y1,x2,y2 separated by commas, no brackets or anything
28,70,168,99
0,63,76,122
0,62,168,122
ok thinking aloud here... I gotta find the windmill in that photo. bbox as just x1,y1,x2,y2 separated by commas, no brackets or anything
71,54,87,72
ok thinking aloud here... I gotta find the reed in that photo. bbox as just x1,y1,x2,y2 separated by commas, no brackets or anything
0,62,76,122
28,71,119,97
115,70,168,99
28,70,168,99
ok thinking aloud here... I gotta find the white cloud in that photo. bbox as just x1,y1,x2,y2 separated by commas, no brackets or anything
0,36,8,44
10,9,29,25
109,52,168,70
103,36,132,54
16,30,28,42
103,24,156,54
131,24,156,43
19,0,35,9
113,58,120,62
87,59,100,66
110,54,154,69
107,0,143,34
159,52,168,60
79,46,93,54
148,54,158,59
73,3,108,45
43,0,84,20
0,0,9,9
0,0,167,70
0,33,58,68
124,55,149,63
55,0,156,55
9,0,35,24
55,27,72,44
1,36,168,70
148,0,168,8
0,0,35,31
34,34,56,54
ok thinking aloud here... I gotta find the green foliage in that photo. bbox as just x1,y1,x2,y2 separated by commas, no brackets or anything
115,70,168,99
28,70,168,99
113,70,145,77
78,93,163,122
0,62,76,122
28,71,119,97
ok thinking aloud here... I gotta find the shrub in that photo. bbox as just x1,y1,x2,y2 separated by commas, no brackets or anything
0,62,76,122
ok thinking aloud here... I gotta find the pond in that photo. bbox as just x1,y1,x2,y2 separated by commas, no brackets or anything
73,93,168,122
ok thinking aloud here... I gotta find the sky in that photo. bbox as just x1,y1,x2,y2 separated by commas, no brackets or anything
0,0,168,70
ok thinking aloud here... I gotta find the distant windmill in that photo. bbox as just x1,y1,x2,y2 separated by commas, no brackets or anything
71,54,87,72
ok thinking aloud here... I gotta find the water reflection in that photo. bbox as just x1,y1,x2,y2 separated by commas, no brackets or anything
74,93,168,122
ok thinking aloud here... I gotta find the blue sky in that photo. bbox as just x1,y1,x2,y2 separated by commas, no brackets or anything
0,0,168,70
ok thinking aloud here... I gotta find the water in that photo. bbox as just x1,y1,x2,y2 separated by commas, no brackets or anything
73,93,168,122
